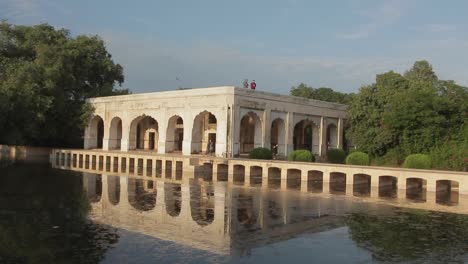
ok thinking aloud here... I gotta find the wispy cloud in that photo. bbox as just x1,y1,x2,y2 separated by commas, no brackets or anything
336,0,410,40
0,0,42,20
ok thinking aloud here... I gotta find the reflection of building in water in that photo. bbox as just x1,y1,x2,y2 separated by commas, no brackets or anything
82,173,350,255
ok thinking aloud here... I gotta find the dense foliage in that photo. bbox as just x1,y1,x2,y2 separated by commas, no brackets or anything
346,61,467,170
403,154,432,169
326,149,346,164
249,147,273,160
0,22,127,147
345,152,370,166
290,83,353,104
288,149,315,162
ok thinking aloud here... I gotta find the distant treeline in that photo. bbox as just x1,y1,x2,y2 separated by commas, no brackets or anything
291,61,468,171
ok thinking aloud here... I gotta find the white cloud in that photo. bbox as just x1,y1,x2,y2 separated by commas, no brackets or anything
336,0,410,40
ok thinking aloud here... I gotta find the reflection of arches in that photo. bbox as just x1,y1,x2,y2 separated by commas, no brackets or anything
268,167,281,188
166,115,184,153
165,183,181,217
240,112,262,153
87,116,104,149
406,178,427,202
237,192,258,228
108,117,122,150
128,179,156,211
330,172,346,194
436,180,459,205
129,115,159,150
107,175,120,205
379,176,397,198
190,182,214,226
353,174,371,197
271,118,286,155
293,120,319,154
326,124,338,150
192,111,217,154
287,169,301,189
84,174,102,203
307,170,323,193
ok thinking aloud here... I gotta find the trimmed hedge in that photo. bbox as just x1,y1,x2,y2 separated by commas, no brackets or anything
346,151,370,166
326,149,346,164
288,149,315,162
249,147,273,160
403,154,431,169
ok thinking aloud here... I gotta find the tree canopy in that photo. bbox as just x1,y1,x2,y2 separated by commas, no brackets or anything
347,60,467,169
290,83,353,104
0,22,128,147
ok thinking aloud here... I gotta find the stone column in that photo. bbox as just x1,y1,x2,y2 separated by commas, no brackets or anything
337,118,343,149
285,112,294,156
182,117,193,156
262,108,271,149
102,120,111,151
319,117,327,157
216,114,228,157
232,105,241,156
120,121,131,151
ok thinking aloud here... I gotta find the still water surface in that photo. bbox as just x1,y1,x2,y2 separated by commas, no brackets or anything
1,161,468,263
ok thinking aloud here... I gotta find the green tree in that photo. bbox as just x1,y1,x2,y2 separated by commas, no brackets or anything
347,60,468,168
290,83,353,104
0,22,127,147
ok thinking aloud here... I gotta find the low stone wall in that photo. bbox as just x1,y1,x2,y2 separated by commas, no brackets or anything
0,145,52,162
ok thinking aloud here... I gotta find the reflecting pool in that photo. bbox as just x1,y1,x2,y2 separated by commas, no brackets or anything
2,161,468,263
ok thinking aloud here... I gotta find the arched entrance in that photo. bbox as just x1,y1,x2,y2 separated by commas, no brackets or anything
108,117,122,150
86,115,104,149
166,116,184,153
326,123,338,150
270,118,286,156
129,115,159,150
293,119,319,154
239,112,262,154
192,111,217,154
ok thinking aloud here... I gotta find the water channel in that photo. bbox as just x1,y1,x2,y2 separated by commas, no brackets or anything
2,160,468,263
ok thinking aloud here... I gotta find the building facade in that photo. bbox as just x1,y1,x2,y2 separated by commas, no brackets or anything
84,86,347,157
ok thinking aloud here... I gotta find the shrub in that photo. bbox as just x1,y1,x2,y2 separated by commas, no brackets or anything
346,152,370,166
403,154,431,169
249,147,273,160
326,149,346,164
288,149,315,162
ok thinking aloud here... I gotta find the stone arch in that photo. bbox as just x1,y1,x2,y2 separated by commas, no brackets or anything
326,123,338,150
406,178,427,202
190,181,214,226
271,118,286,156
129,115,159,150
107,175,120,205
307,170,323,193
165,183,182,217
287,169,301,190
268,167,281,188
127,179,156,211
108,117,123,150
379,176,397,198
166,115,184,153
293,119,320,154
353,173,371,197
330,172,346,195
250,166,263,186
436,180,459,205
86,115,104,149
191,111,217,154
239,112,262,154
84,173,102,203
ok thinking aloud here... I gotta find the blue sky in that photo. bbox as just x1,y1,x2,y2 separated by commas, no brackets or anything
1,0,467,94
